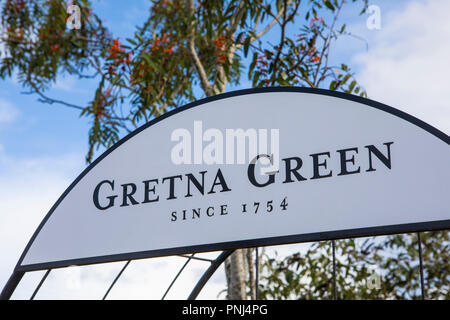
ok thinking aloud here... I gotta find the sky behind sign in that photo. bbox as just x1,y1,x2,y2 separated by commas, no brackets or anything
0,0,449,299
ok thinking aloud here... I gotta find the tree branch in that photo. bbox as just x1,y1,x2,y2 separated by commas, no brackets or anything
188,0,214,96
228,0,246,35
313,0,344,87
238,3,286,50
26,82,85,111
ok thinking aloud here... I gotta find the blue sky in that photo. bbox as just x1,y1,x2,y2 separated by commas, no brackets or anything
1,0,449,299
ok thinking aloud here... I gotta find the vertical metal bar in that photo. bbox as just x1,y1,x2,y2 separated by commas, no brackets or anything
102,260,131,300
162,254,195,300
332,240,337,300
417,232,425,300
255,247,259,300
30,269,51,300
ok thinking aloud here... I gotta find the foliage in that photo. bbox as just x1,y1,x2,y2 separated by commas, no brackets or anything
259,231,449,299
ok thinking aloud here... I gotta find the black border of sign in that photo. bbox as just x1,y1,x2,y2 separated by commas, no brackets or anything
14,87,450,272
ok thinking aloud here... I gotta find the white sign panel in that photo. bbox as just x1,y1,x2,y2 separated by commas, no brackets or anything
16,88,450,271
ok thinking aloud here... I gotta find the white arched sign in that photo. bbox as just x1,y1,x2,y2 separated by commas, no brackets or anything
11,88,450,273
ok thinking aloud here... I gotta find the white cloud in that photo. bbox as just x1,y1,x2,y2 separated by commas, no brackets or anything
0,150,83,297
0,98,19,123
52,76,77,92
353,0,450,134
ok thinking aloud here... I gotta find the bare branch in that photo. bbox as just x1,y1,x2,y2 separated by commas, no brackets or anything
26,82,85,111
241,4,285,48
228,0,247,35
188,0,214,96
154,66,194,116
313,0,344,87
213,1,249,94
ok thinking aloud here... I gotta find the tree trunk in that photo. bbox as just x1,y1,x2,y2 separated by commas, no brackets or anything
210,74,249,300
225,249,247,299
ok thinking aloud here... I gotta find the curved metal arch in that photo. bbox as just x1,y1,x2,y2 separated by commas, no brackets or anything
2,87,449,300
28,250,233,300
3,241,429,300
1,271,24,300
188,250,234,300
13,87,450,272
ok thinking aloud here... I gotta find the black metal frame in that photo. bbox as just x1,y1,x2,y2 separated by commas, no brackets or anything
1,87,449,300
103,260,131,300
16,236,431,300
30,269,51,300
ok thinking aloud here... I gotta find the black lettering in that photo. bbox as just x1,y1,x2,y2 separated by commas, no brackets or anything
282,157,307,183
185,171,207,197
142,179,159,203
162,175,183,200
247,155,275,187
192,208,201,219
337,147,360,176
310,152,333,179
206,206,214,217
93,179,117,210
220,204,228,215
121,183,139,207
208,169,232,194
365,142,394,172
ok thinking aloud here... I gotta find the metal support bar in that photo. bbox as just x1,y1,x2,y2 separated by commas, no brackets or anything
162,254,195,300
417,232,425,300
255,247,259,300
178,254,214,263
0,270,25,300
332,240,337,300
30,269,51,300
187,250,234,300
102,260,131,300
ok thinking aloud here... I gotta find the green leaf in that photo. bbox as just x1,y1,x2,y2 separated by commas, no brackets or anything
126,38,137,45
329,80,337,91
135,33,144,43
243,35,251,57
324,0,335,11
248,52,258,79
348,80,356,92
342,73,351,84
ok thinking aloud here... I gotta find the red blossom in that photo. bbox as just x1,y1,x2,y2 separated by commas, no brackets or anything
104,88,111,97
50,44,61,53
310,17,324,28
108,39,123,59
